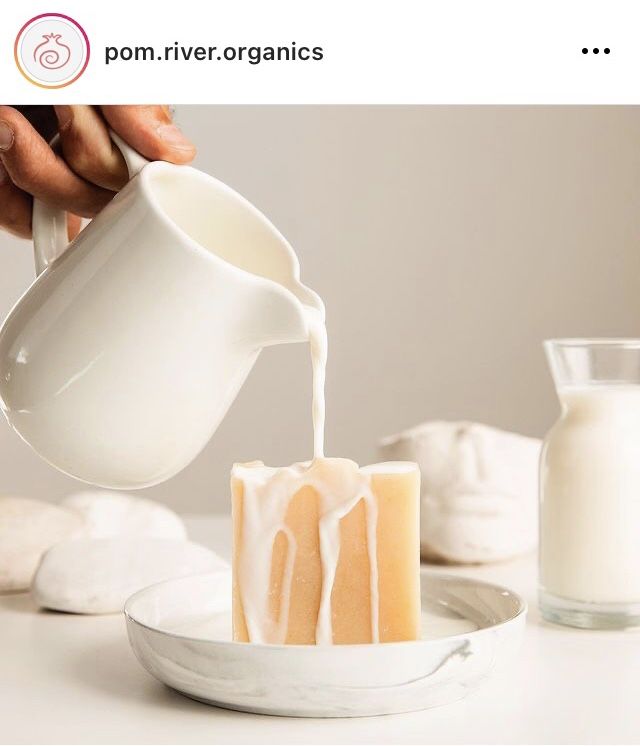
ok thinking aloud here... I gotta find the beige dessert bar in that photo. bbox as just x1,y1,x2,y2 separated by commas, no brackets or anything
232,458,421,645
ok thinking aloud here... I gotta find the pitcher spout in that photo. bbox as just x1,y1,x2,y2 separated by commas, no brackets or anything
243,278,324,350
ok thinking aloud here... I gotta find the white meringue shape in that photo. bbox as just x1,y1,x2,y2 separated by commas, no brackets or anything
61,490,187,540
0,496,84,592
32,537,228,614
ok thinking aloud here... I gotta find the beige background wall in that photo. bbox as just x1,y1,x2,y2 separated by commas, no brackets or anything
1,106,639,512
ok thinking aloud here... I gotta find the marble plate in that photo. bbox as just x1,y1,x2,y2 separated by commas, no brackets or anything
124,569,526,717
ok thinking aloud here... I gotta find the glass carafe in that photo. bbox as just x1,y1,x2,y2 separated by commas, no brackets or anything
540,339,640,629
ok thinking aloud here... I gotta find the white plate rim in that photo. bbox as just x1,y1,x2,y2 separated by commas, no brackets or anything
123,568,527,650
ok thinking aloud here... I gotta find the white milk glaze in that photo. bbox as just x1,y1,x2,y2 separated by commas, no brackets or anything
233,458,382,645
234,305,330,642
234,303,399,644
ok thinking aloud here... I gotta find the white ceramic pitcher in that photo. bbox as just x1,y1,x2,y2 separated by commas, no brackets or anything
0,134,323,489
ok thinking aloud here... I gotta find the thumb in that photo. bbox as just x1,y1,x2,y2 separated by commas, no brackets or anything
100,105,196,164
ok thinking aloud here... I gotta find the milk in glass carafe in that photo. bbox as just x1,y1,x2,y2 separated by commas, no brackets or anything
540,339,640,629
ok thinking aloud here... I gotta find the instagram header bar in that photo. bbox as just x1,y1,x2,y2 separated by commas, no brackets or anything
3,0,638,102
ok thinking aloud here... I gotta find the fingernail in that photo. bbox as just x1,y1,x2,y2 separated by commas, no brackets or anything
0,121,14,151
156,123,193,150
54,105,73,131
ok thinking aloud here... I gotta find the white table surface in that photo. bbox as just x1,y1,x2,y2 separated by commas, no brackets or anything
2,514,639,745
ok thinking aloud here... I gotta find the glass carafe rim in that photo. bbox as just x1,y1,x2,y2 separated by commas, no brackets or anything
545,337,640,350
544,338,640,389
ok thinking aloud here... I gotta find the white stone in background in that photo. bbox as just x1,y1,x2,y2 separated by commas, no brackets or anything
32,538,228,614
61,490,187,540
0,497,84,592
380,421,541,564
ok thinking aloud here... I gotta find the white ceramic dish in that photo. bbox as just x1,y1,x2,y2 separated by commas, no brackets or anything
125,569,526,718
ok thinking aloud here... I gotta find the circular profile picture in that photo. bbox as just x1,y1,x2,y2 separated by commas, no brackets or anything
14,14,90,88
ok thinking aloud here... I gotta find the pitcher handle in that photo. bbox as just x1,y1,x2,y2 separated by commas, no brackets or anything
32,131,149,276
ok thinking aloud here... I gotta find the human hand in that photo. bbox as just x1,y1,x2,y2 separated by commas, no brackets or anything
0,105,196,239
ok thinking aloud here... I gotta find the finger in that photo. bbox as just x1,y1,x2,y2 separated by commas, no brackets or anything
67,213,82,241
101,105,196,164
0,106,115,218
55,105,128,191
0,161,32,238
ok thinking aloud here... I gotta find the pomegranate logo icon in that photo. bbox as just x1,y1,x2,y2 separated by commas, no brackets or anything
15,14,89,88
34,33,72,70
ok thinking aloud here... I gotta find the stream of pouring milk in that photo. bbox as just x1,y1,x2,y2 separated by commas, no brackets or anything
236,305,381,645
307,307,327,459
